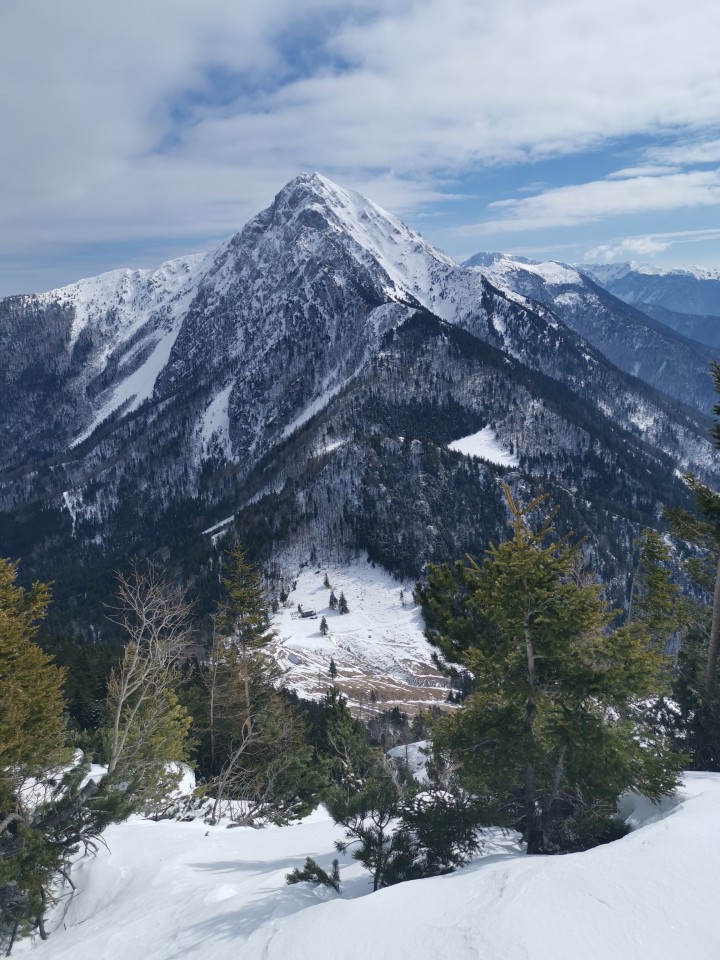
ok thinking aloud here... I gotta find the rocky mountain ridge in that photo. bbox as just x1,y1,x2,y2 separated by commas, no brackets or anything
464,252,718,414
581,260,720,317
0,174,716,633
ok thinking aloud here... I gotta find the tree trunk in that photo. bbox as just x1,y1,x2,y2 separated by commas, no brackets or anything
541,746,567,850
523,619,541,853
524,757,542,854
705,556,720,694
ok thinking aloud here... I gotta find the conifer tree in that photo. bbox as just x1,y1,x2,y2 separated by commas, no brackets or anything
329,590,338,611
1,560,72,950
207,544,322,822
419,486,683,853
338,592,349,615
320,616,329,637
1,561,126,952
666,477,720,766
0,561,68,798
659,364,720,765
627,528,682,639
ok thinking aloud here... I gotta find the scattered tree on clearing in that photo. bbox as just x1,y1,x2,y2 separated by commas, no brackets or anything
329,590,338,611
419,486,684,853
323,573,331,589
329,656,337,679
320,616,329,637
338,592,349,615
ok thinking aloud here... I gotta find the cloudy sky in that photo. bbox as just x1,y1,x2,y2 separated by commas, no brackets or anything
3,0,720,295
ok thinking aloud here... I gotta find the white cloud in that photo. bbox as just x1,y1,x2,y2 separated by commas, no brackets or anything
584,237,671,263
470,169,720,234
647,139,720,167
605,166,679,180
3,0,720,278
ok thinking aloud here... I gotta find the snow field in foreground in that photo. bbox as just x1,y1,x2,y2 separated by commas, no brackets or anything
24,773,720,960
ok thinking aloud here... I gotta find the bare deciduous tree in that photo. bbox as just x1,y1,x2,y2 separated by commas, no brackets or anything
104,563,193,804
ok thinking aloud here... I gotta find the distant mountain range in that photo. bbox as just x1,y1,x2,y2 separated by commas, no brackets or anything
581,260,720,312
579,261,720,353
464,252,718,414
1,174,716,635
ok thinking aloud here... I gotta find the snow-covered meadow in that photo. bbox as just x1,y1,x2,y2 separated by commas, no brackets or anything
22,773,720,960
270,559,451,711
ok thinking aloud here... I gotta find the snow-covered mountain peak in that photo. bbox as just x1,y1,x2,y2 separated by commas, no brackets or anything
466,252,581,288
254,172,460,304
580,260,720,319
582,260,720,283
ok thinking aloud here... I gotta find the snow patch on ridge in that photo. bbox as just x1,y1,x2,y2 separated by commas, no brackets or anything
37,253,208,350
449,426,519,467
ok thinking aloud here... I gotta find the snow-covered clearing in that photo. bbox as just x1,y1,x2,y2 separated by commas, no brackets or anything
24,773,720,959
448,426,519,467
271,559,451,711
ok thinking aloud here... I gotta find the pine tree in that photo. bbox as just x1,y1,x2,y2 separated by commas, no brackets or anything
0,561,68,796
328,762,403,891
419,486,683,853
207,544,322,823
627,528,682,644
338,592,349,615
327,754,478,890
0,561,126,952
1,560,72,950
286,856,341,892
661,361,720,765
320,616,329,636
329,655,337,679
329,590,338,611
667,477,720,766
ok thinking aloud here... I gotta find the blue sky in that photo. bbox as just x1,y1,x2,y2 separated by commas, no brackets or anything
2,0,720,296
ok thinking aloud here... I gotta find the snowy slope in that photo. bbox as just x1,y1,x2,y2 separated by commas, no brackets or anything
34,254,209,352
33,254,211,444
271,559,451,711
24,773,720,960
448,426,519,467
